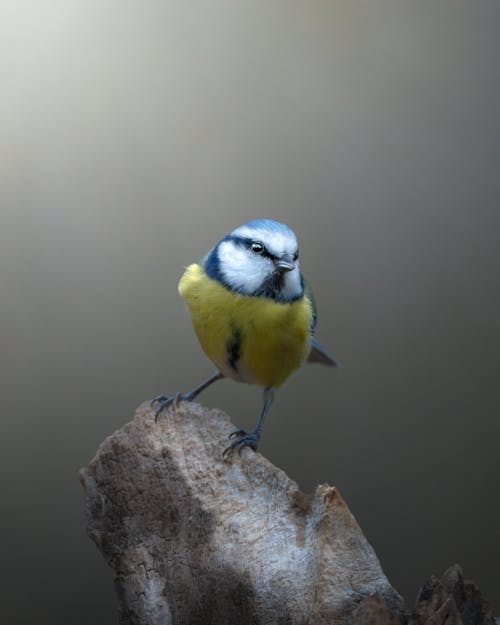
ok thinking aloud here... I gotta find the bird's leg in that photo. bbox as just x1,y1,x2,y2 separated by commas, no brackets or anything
152,371,224,422
223,388,274,456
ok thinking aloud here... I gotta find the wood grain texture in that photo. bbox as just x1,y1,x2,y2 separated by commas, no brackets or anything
80,402,496,625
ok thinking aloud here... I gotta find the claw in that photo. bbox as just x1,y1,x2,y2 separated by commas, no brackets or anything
172,391,183,407
152,390,196,422
152,373,224,424
222,430,260,458
152,392,185,422
150,394,170,408
228,429,247,439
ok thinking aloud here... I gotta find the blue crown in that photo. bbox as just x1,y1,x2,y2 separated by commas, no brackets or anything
235,219,296,238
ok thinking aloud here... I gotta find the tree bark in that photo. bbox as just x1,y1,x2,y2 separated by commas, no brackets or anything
80,402,497,625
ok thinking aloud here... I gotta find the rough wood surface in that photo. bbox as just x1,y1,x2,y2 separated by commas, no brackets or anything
80,402,497,625
410,565,498,625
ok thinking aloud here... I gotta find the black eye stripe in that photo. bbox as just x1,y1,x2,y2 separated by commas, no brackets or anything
259,246,276,261
224,234,289,261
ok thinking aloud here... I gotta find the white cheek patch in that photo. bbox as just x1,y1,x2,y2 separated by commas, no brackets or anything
218,233,303,300
218,240,272,294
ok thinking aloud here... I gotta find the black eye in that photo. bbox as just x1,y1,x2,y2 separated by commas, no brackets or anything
251,241,264,254
293,250,299,261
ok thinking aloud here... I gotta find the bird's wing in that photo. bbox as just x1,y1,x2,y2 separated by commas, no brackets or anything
302,274,318,333
303,274,342,368
308,336,341,367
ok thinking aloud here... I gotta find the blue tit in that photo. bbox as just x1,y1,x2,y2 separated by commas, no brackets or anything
152,219,339,455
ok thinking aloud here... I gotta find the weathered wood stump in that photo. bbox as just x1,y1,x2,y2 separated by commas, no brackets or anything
80,402,497,625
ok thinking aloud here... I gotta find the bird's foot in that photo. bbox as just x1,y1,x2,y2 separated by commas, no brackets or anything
223,429,261,457
151,392,189,422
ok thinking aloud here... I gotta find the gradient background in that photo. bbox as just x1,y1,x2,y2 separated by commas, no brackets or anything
1,2,499,623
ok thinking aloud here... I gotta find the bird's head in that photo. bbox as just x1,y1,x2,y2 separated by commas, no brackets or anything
205,219,303,302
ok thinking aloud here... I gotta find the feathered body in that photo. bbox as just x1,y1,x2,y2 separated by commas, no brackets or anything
179,263,313,388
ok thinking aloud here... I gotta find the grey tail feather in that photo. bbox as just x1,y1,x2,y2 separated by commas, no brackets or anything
307,336,343,368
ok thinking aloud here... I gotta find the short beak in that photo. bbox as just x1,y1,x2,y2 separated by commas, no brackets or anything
274,256,295,272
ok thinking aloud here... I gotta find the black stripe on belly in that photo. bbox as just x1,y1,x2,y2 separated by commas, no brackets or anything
227,324,241,372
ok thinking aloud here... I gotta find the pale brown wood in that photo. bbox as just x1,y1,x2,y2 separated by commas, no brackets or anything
80,402,497,625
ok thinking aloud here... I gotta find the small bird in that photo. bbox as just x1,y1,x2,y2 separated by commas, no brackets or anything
152,219,339,455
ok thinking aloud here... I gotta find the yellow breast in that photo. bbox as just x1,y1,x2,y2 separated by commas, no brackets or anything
178,263,313,388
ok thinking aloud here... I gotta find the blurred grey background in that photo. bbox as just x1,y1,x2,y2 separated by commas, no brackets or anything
1,1,499,623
